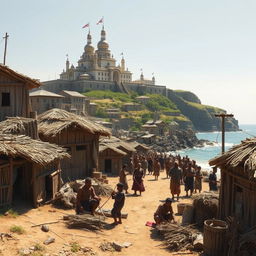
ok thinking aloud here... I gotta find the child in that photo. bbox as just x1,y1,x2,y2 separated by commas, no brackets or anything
111,183,125,224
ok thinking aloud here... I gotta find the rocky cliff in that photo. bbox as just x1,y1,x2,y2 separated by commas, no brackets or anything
167,89,239,132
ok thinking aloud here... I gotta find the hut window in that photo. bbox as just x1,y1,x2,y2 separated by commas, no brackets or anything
76,145,87,151
1,92,10,106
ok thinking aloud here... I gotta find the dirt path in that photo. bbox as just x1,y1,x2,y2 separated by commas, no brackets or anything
0,171,206,256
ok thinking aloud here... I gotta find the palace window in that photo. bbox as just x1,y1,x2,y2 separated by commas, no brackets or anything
1,92,10,107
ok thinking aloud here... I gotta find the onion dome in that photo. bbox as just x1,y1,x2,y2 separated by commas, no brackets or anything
84,32,94,54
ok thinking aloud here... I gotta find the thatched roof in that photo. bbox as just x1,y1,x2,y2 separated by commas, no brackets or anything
38,108,111,137
0,117,36,135
209,138,256,179
0,134,69,165
100,136,136,153
0,64,41,89
99,145,126,156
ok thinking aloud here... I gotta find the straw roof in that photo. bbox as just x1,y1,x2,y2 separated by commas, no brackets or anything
0,117,35,135
38,108,111,137
99,145,126,156
100,136,136,153
0,134,69,165
0,64,41,89
209,138,256,179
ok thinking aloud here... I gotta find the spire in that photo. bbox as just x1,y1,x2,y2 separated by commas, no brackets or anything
66,54,70,72
140,69,144,80
121,54,125,72
87,30,92,44
101,26,106,41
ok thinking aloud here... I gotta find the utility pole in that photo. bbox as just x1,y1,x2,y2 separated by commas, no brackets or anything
3,32,9,65
215,113,234,154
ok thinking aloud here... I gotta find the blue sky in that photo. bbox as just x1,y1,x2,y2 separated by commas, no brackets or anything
1,0,256,124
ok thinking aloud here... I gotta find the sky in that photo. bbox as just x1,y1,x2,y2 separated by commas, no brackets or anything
1,0,256,124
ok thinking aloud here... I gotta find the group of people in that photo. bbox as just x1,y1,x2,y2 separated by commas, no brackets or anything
75,151,218,226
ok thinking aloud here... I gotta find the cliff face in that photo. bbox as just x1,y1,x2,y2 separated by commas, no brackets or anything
167,89,239,132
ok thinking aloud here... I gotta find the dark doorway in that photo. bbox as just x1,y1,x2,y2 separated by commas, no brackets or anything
45,175,53,201
105,159,112,173
13,165,32,204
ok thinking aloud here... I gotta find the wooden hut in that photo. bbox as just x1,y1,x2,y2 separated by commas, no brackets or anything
37,108,110,181
99,145,126,175
209,138,256,231
100,136,136,166
0,64,40,121
0,133,68,207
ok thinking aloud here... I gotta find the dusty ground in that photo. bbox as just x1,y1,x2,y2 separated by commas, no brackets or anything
0,171,208,256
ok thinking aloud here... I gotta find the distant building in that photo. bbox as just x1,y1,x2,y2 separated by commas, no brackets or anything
0,65,40,121
42,27,167,96
30,89,64,114
122,103,142,112
59,90,89,115
136,95,150,104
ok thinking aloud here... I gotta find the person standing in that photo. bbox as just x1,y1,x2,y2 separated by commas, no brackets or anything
194,166,203,193
209,167,218,191
119,165,129,194
153,159,161,180
141,156,148,177
111,183,125,225
132,163,145,196
184,162,195,197
169,162,182,201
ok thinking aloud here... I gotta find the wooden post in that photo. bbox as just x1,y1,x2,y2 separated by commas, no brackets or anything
3,33,9,65
215,113,234,154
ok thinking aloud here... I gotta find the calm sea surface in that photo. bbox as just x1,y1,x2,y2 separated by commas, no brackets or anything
172,124,256,171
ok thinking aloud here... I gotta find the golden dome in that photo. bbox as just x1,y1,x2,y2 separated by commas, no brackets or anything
97,40,109,50
84,44,94,54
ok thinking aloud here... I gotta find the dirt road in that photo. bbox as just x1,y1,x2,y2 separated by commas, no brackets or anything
0,172,204,255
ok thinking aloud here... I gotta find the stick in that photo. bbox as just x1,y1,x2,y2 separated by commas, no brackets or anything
31,221,59,228
97,185,116,211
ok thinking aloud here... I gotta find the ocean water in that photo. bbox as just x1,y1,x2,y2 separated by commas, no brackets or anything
172,124,256,171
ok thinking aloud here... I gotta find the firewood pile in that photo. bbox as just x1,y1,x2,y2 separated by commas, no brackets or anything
63,214,108,231
156,223,202,252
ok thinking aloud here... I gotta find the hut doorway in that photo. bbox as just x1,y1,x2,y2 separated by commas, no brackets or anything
105,159,112,173
45,170,60,200
0,162,12,207
13,164,32,204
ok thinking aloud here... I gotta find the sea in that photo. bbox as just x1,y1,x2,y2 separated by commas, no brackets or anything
172,124,256,172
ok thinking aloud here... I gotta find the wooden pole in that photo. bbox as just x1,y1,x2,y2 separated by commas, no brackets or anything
215,113,234,154
3,33,9,65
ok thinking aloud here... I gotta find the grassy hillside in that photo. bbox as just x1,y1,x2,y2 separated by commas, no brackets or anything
84,90,192,130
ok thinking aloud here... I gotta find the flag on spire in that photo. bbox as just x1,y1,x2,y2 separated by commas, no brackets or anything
96,17,104,25
82,23,90,29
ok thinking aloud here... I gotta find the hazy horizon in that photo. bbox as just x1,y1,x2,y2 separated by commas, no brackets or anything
1,0,256,124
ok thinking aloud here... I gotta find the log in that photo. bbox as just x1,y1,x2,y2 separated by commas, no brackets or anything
95,208,128,219
31,221,59,228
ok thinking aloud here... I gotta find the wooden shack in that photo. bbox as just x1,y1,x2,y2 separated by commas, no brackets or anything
100,136,136,166
209,138,256,231
0,64,40,121
0,133,68,208
99,145,126,176
37,108,110,181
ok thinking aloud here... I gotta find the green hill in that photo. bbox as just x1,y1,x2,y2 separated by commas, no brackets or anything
84,90,239,132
